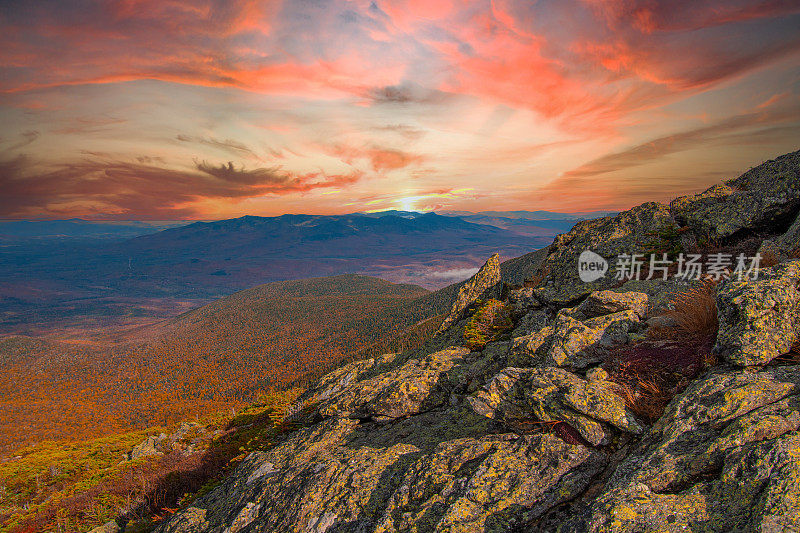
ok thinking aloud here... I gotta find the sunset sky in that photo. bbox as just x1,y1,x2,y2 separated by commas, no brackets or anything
1,0,799,219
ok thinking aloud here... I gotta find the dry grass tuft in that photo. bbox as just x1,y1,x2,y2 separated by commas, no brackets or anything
524,267,550,288
606,340,712,423
759,250,779,268
790,247,800,259
662,279,719,343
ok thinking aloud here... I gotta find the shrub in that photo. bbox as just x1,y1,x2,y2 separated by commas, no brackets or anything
463,299,513,350
5,389,301,533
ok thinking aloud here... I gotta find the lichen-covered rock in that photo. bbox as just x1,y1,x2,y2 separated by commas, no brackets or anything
670,150,800,241
611,278,684,315
553,366,800,532
130,434,167,460
512,305,640,369
470,367,643,446
374,433,606,532
571,291,648,320
287,352,400,420
760,208,800,260
533,202,674,306
438,253,501,333
715,260,800,366
547,311,639,369
506,286,542,312
155,407,604,533
304,347,471,421
510,307,553,337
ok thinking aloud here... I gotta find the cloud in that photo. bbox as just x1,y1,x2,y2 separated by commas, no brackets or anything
326,143,425,172
562,105,800,180
3,131,40,151
176,135,260,159
0,156,362,219
367,83,450,105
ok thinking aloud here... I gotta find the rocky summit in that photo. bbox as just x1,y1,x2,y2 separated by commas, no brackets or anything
156,151,800,533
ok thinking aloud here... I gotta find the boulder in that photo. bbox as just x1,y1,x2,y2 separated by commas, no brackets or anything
131,434,167,460
510,307,553,337
533,202,675,306
437,253,501,333
715,260,800,366
554,366,800,532
571,290,648,320
512,303,641,369
296,347,471,421
470,366,644,446
547,311,639,369
670,150,800,241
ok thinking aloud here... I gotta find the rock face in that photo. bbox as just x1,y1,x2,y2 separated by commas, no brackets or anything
470,366,643,446
534,202,674,306
526,150,800,308
554,367,800,532
156,152,800,533
670,150,800,241
437,253,501,333
715,260,800,366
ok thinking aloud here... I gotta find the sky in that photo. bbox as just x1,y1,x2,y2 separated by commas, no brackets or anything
0,0,799,220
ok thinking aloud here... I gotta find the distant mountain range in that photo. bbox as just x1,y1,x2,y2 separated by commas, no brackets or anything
0,212,563,334
0,209,613,241
0,218,187,240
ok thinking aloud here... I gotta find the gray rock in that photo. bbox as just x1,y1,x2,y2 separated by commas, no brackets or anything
670,150,800,241
510,307,553,337
554,366,800,532
470,366,643,446
155,408,604,533
296,347,471,421
533,202,675,306
131,434,167,460
437,253,501,333
571,290,649,320
512,306,640,369
715,260,800,366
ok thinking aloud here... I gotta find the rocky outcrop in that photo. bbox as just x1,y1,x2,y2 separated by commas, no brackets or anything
533,202,675,306
437,253,501,333
715,260,800,366
527,151,800,308
470,366,644,446
130,434,167,460
553,366,800,532
511,290,646,369
156,151,800,533
670,150,800,241
296,347,470,422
